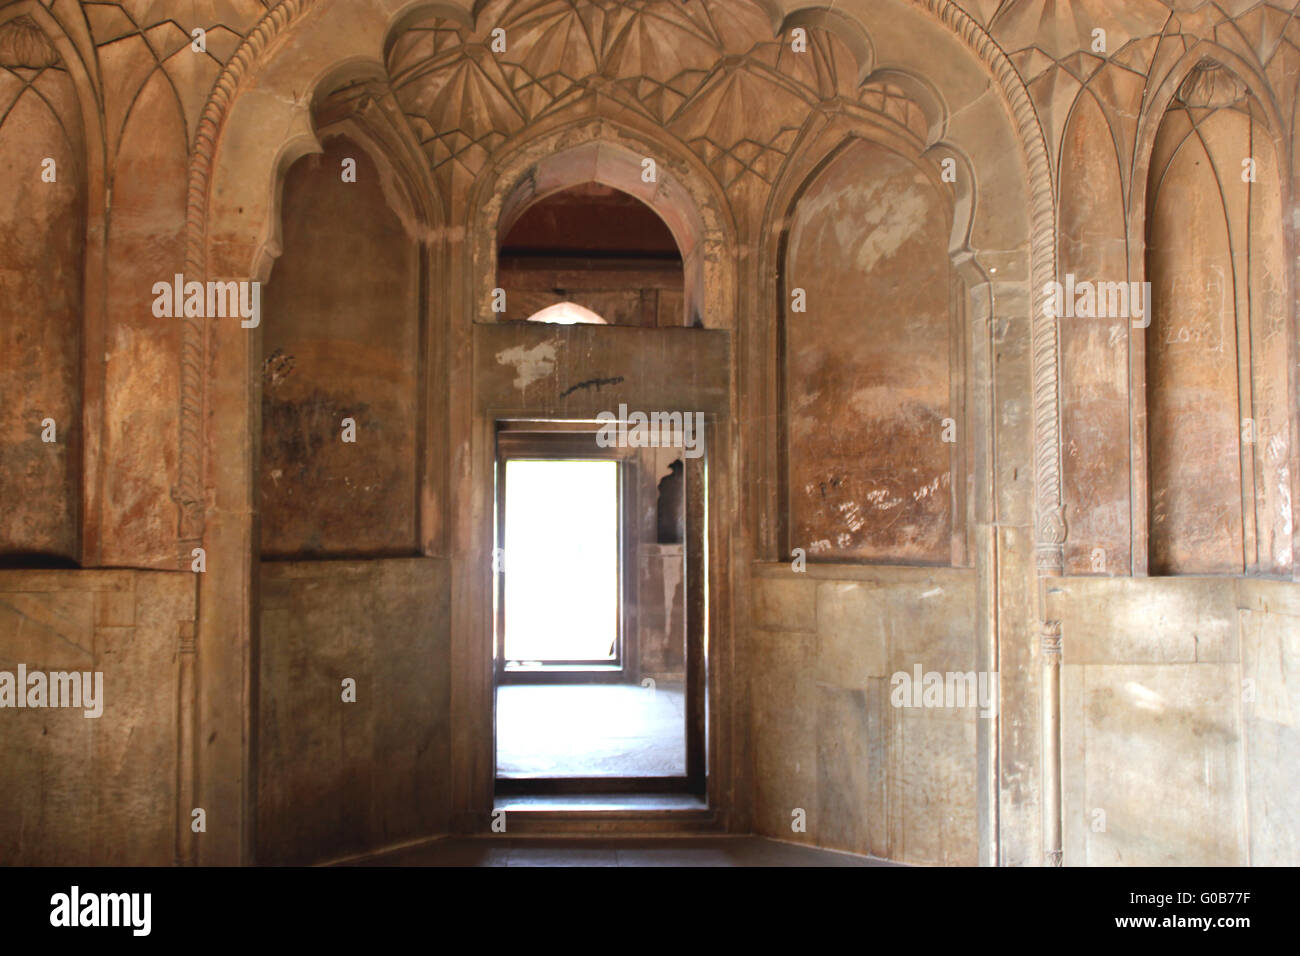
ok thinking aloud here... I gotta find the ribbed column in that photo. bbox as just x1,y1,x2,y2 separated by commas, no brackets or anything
1041,619,1062,866
175,620,198,866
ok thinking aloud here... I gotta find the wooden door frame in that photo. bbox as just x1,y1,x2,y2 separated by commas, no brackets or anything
488,419,707,796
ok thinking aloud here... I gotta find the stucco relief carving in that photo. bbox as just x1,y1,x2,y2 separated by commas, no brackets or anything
0,15,60,67
4,0,1287,579
386,0,932,204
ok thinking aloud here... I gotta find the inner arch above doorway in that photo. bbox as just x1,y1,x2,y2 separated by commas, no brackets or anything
478,130,732,328
499,182,685,326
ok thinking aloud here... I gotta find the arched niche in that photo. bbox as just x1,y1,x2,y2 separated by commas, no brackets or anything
497,182,685,326
0,13,85,565
778,133,964,566
469,120,736,329
259,128,426,559
1057,89,1132,576
1143,60,1291,576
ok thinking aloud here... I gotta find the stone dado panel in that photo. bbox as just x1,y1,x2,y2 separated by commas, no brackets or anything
0,570,196,865
257,558,451,865
1049,578,1299,866
749,564,979,865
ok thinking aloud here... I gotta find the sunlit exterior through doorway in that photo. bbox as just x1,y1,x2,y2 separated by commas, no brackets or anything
502,459,619,664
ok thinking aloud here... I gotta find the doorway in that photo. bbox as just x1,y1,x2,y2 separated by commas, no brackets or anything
501,457,621,669
493,423,705,794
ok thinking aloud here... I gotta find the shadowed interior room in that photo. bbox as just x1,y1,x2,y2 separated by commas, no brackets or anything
1,0,1299,871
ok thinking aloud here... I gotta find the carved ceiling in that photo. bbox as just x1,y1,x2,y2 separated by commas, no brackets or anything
385,0,932,201
0,15,61,67
7,0,1300,203
966,0,1300,184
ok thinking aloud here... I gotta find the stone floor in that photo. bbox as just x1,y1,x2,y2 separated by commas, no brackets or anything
340,836,896,867
494,794,707,810
496,682,686,777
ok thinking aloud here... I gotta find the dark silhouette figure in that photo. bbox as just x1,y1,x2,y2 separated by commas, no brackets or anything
657,459,685,544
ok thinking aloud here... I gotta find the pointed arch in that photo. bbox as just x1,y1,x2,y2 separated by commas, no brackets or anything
1139,55,1294,575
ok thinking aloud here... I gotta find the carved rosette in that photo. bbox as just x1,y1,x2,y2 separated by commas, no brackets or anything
1035,506,1067,575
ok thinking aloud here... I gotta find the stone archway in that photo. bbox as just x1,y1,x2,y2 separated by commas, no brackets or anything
181,0,1057,865
1124,44,1295,577
181,0,1062,554
468,118,739,330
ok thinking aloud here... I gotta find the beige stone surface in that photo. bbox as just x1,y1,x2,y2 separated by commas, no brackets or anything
749,566,978,864
1239,598,1300,866
1048,577,1238,664
1050,576,1300,866
1067,663,1245,866
0,570,195,865
749,628,817,843
752,576,816,633
257,558,450,865
816,582,888,683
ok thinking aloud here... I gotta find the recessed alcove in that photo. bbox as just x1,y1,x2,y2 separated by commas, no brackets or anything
497,183,685,327
1144,61,1288,576
0,16,84,564
259,133,422,559
780,137,961,566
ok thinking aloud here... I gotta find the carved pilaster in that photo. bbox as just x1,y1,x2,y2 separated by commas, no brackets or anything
175,620,197,867
916,0,1063,579
1041,619,1062,866
177,0,320,550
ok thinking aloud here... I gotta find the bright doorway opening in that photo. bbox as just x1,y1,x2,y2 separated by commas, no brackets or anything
493,425,703,793
503,459,619,665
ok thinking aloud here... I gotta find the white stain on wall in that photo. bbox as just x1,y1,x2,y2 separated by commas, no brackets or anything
496,341,558,390
789,172,930,275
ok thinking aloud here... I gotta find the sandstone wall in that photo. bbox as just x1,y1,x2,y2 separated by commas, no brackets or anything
748,564,979,865
0,570,196,865
1049,577,1299,866
3,0,1300,868
257,558,451,865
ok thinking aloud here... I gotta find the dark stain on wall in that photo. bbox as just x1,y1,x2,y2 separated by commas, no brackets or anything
260,135,420,558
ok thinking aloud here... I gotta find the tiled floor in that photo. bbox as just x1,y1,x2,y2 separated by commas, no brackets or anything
341,836,897,867
496,682,686,777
